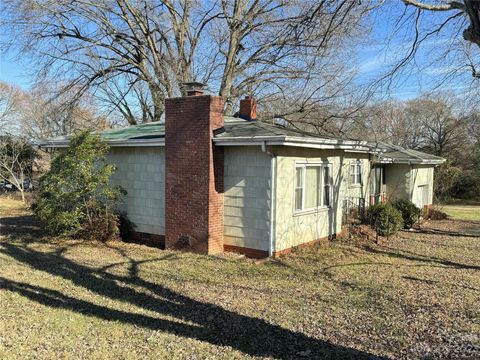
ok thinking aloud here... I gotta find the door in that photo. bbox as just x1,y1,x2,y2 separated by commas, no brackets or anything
370,166,385,204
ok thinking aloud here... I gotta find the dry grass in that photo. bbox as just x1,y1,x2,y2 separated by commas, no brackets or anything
0,194,30,217
1,196,479,359
443,204,480,222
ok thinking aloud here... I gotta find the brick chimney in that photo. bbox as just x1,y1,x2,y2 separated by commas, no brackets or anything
239,95,257,121
164,83,225,255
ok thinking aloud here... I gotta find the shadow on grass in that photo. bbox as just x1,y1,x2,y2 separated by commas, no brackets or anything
0,215,44,239
0,216,385,359
359,244,480,271
402,275,480,292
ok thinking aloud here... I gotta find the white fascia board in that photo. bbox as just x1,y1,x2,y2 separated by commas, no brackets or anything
108,139,164,147
267,141,371,151
37,141,70,148
284,136,368,147
39,138,165,149
214,135,287,143
214,135,370,151
374,158,445,165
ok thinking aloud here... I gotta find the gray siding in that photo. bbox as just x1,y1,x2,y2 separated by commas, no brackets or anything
224,147,271,251
108,147,165,235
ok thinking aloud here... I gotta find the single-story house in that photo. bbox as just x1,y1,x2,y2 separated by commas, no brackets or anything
40,89,445,258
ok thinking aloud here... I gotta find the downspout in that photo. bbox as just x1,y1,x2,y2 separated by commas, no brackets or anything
262,141,276,257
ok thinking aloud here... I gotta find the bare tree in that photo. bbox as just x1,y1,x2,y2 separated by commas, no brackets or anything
408,97,466,156
402,1,480,49
1,0,378,125
0,82,22,134
364,0,480,85
0,135,36,202
351,95,467,157
354,99,426,148
18,84,110,141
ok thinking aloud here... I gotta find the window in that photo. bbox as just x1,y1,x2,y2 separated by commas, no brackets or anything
294,167,303,211
323,166,331,207
294,163,332,212
349,161,362,186
370,166,385,196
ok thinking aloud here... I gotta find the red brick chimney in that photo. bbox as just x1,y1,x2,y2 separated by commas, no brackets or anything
164,83,225,255
239,95,257,121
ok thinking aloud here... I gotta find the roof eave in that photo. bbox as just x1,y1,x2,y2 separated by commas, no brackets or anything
38,138,165,148
213,136,370,151
374,158,446,165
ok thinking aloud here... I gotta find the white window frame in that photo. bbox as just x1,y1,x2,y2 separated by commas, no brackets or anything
294,162,332,214
349,160,363,187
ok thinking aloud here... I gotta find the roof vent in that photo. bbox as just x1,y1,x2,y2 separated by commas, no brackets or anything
183,82,206,96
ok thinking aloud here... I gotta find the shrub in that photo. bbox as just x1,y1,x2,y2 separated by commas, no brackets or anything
392,199,421,229
34,131,126,241
366,203,403,236
426,207,448,220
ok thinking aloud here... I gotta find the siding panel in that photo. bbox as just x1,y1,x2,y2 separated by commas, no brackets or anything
224,147,271,251
107,147,165,235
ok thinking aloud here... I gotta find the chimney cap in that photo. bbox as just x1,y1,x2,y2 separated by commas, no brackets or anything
182,81,206,91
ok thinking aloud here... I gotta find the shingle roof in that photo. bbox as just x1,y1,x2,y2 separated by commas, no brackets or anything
218,117,343,140
38,116,445,165
99,122,165,140
370,142,445,165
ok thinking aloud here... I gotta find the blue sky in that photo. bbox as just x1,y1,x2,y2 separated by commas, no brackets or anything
0,49,33,89
0,2,472,101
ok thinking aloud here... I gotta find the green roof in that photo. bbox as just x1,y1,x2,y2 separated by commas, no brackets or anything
99,122,165,141
38,116,445,165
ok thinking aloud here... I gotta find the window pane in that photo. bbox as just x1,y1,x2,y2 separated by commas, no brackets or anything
305,167,320,209
295,188,303,210
295,167,303,187
323,167,330,206
324,166,330,184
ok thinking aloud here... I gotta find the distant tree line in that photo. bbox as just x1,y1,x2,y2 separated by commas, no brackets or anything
351,95,480,201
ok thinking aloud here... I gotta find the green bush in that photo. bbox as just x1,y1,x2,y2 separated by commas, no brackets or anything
366,204,403,236
34,131,126,241
392,199,421,229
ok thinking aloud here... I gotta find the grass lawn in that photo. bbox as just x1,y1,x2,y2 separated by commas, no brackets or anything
1,196,479,359
443,204,480,222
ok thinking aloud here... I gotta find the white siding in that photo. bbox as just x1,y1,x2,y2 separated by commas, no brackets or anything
410,165,434,207
385,164,435,207
273,147,371,252
224,147,271,251
107,147,165,235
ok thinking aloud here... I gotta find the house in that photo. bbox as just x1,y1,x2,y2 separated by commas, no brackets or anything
40,88,445,258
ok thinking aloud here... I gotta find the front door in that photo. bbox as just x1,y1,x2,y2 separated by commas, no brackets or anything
370,166,385,204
